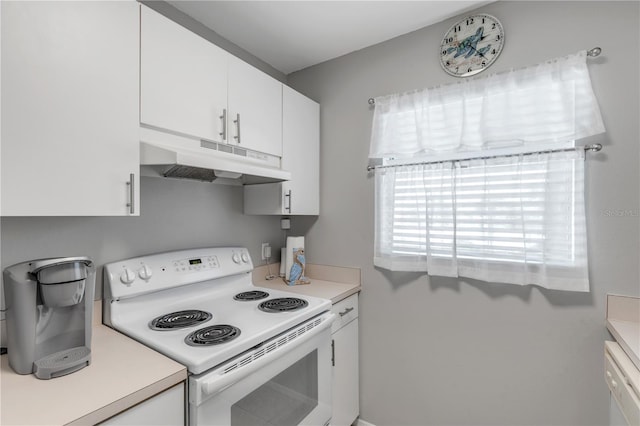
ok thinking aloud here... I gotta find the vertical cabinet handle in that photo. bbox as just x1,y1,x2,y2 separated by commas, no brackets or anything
219,109,227,141
233,113,241,144
126,173,135,215
331,339,335,367
285,190,292,213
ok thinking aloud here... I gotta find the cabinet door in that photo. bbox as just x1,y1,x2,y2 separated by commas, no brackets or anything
101,383,185,425
140,5,228,143
282,86,320,215
1,1,139,216
243,87,319,215
228,56,282,156
332,319,360,426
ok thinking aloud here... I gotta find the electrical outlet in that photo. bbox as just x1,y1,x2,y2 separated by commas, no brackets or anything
261,243,270,260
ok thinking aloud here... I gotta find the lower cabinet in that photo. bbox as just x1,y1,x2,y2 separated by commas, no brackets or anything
331,293,360,426
101,383,185,425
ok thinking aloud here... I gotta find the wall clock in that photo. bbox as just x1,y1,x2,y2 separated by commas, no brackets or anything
439,14,505,77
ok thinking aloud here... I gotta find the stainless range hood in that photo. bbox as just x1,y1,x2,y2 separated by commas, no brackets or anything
140,127,291,185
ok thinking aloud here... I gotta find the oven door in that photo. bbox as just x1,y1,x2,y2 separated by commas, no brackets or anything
189,312,335,426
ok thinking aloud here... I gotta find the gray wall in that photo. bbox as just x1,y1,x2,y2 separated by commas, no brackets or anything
287,1,639,425
1,177,284,302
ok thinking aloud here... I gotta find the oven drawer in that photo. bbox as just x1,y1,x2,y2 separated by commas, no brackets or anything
605,341,640,426
331,293,358,333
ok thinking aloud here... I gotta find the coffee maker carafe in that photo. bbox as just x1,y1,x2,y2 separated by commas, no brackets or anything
3,257,95,379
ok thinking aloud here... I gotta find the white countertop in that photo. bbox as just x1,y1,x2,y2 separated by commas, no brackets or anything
1,302,187,426
253,263,361,304
606,294,640,371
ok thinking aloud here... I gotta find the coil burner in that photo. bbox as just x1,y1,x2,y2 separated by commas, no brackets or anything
185,325,241,346
233,290,270,301
258,297,309,313
150,310,212,330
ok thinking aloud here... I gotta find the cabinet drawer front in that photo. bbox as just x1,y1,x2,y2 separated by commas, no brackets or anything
331,293,359,333
605,346,640,426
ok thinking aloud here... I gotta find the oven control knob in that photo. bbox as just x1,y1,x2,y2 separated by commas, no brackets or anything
241,253,249,263
232,253,241,264
138,265,153,280
120,268,136,285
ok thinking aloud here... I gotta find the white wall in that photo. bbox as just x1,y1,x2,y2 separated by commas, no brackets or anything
288,1,639,424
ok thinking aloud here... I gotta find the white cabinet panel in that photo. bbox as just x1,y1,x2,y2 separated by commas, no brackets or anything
140,6,228,144
331,294,360,426
228,56,283,156
1,1,140,216
243,87,319,215
100,383,185,425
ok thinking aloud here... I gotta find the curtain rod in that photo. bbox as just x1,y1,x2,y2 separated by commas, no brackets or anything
367,47,602,106
366,144,603,172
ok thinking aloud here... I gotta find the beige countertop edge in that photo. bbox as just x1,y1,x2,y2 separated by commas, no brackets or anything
1,302,187,426
606,294,640,371
68,375,186,426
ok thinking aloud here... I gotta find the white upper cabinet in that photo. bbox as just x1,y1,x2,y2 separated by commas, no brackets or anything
228,56,283,156
140,6,228,144
140,7,282,158
244,87,319,215
1,1,140,216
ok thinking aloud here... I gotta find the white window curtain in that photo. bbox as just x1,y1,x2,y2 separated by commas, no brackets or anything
374,150,588,292
369,51,605,159
370,51,605,292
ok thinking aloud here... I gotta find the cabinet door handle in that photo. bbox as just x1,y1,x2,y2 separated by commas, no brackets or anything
331,339,335,367
219,109,227,141
233,113,241,144
285,190,292,212
126,173,135,215
339,307,354,317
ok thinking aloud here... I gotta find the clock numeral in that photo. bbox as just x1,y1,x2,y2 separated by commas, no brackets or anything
492,23,496,30
442,50,447,56
453,25,461,33
466,18,474,25
492,49,497,55
482,18,485,24
455,66,459,73
446,61,451,66
467,67,473,73
447,37,454,43
481,61,487,67
496,35,501,41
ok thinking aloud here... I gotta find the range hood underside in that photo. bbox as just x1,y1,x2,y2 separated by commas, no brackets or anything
140,140,291,185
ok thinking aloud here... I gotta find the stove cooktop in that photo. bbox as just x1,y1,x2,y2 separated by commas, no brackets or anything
103,247,331,375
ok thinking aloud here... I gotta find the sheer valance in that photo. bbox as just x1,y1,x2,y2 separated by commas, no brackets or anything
369,51,605,159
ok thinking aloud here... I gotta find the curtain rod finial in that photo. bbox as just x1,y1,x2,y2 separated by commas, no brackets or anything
587,47,602,57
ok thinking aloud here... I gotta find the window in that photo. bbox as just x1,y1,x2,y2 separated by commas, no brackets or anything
374,150,588,291
370,51,605,292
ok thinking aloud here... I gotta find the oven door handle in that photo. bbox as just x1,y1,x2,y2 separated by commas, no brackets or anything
192,312,335,405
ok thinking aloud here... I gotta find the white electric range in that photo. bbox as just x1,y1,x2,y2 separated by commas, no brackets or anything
103,247,334,426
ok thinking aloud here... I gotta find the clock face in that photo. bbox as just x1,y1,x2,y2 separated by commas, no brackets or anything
440,14,505,77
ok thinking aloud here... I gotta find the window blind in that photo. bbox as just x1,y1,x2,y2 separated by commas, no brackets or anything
374,150,589,292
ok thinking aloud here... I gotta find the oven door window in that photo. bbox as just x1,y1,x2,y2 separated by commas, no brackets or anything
231,350,318,426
